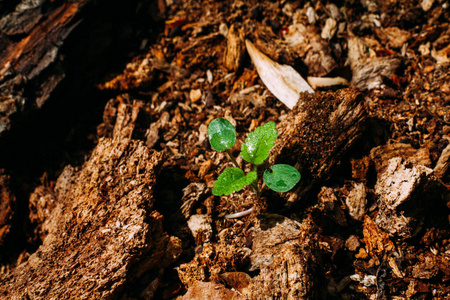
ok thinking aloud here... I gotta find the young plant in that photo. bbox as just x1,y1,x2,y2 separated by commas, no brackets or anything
208,118,301,217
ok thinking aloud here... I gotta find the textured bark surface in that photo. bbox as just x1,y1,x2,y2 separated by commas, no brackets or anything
223,24,245,72
243,215,319,299
270,88,367,202
0,0,90,135
374,157,443,238
0,137,182,299
0,0,160,138
179,214,319,300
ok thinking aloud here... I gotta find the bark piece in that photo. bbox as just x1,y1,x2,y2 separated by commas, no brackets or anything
112,99,142,139
181,281,239,300
270,88,367,202
412,253,439,279
187,214,213,244
97,95,146,141
350,156,370,182
0,137,182,299
370,143,431,175
434,140,450,178
283,23,338,76
28,184,57,241
181,182,208,219
363,215,395,259
374,157,441,238
346,35,402,91
317,186,347,226
345,182,367,221
321,18,337,40
345,235,361,252
244,214,319,299
253,25,299,67
351,56,402,91
382,27,411,49
223,24,245,72
0,1,88,136
98,53,168,91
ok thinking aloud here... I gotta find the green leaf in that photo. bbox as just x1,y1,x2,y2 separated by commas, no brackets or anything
212,167,247,196
241,121,277,165
263,164,301,193
208,118,236,151
245,171,257,185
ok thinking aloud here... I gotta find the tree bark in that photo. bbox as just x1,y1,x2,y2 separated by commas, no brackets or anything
270,88,367,203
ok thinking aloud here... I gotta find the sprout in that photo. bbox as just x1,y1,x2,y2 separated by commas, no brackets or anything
207,118,301,218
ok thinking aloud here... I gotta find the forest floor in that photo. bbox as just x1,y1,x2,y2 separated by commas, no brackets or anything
1,0,450,299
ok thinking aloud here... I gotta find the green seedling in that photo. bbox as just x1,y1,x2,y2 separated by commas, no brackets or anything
208,118,301,217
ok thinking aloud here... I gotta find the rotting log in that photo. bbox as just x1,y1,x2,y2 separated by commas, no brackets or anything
0,136,182,299
270,87,367,203
0,95,184,299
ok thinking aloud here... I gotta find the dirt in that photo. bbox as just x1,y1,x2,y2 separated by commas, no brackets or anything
1,0,450,299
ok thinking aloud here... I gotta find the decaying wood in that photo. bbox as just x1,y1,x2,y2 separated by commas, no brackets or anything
0,0,162,138
317,186,347,227
223,24,245,72
270,88,367,202
179,214,319,299
181,281,239,300
0,0,90,136
176,241,252,288
0,137,182,299
374,157,443,238
369,142,432,175
243,215,319,299
345,182,367,221
434,139,450,179
28,184,57,241
283,23,338,76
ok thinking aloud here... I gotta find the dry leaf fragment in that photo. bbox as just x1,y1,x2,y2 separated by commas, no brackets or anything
245,39,314,109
